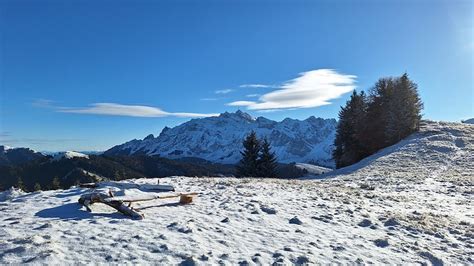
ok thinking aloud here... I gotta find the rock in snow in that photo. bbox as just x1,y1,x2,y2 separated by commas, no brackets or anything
105,111,337,167
0,121,472,264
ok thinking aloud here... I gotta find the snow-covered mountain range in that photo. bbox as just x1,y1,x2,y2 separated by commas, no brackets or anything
105,111,337,167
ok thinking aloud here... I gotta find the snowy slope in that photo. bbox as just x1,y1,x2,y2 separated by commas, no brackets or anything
0,145,45,166
295,163,332,175
321,120,474,181
105,111,336,167
52,151,89,161
0,121,472,264
462,118,474,124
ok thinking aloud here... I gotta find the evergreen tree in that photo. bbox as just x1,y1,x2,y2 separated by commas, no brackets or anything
16,177,26,191
52,176,61,190
257,138,278,178
385,73,423,145
334,73,423,168
34,182,42,191
237,131,261,177
333,90,368,168
364,78,395,153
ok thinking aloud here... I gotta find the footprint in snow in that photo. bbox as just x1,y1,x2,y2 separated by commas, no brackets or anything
358,219,372,227
384,217,400,227
179,257,197,266
260,206,277,214
289,217,303,225
374,239,389,248
293,256,310,265
418,251,444,266
167,222,193,234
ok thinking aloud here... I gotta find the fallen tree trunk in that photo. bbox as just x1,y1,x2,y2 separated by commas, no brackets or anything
78,191,144,220
119,192,199,203
78,191,198,219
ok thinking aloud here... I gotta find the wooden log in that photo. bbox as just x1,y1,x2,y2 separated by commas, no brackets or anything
119,192,198,203
78,192,144,220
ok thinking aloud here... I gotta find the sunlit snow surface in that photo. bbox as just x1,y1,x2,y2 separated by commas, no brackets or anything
0,121,472,264
52,151,89,161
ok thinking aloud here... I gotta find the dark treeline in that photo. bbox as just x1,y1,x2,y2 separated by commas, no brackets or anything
333,73,423,168
1,153,307,191
0,155,236,192
237,131,279,178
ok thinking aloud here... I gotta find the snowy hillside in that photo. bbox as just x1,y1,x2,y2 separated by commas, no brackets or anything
0,121,472,264
52,151,89,161
0,145,45,166
462,118,474,124
105,111,336,167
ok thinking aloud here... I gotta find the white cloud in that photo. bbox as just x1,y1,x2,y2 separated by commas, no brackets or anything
246,94,260,98
200,98,219,101
56,103,218,118
215,89,234,94
228,69,356,111
239,84,273,88
227,101,255,107
32,99,55,108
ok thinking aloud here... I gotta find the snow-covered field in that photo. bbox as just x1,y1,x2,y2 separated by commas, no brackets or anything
0,121,472,264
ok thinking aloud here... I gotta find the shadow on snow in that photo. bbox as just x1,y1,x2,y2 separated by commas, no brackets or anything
35,202,127,220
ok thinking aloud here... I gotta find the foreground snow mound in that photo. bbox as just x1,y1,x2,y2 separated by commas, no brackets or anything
0,121,472,264
0,187,25,202
1,175,472,264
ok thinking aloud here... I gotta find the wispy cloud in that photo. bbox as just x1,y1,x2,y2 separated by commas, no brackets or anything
34,100,218,118
246,94,260,98
59,103,218,118
32,98,56,108
228,69,356,111
200,98,220,101
239,84,274,88
215,89,234,94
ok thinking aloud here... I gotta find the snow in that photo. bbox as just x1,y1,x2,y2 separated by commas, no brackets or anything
0,121,472,264
295,163,332,175
1,145,13,151
106,111,337,167
462,118,474,124
52,151,89,161
0,187,25,202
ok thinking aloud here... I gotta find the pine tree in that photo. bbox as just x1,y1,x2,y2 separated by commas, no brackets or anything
385,73,423,145
34,182,42,191
52,176,61,190
364,78,395,154
257,138,278,178
334,74,423,169
333,90,368,168
16,177,26,191
237,131,261,177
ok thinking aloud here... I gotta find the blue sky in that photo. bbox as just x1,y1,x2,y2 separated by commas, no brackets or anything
1,0,472,151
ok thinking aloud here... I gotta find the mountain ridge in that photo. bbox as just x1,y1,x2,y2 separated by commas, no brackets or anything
105,111,337,167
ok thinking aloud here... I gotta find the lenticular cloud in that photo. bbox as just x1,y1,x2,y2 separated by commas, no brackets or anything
228,69,356,111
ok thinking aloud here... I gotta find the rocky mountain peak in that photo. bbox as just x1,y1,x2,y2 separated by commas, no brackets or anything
105,111,337,167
